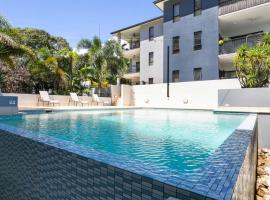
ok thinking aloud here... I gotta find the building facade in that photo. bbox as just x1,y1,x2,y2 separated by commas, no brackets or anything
111,0,270,84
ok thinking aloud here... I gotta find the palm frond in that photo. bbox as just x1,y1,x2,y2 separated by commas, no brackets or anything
0,16,11,29
0,32,17,47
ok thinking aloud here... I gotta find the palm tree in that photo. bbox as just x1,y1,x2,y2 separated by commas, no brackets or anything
0,16,33,65
88,36,108,95
103,39,128,83
77,39,91,50
58,48,78,92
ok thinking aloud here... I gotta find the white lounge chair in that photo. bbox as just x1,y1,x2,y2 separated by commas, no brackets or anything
92,94,110,106
38,91,60,107
69,93,89,107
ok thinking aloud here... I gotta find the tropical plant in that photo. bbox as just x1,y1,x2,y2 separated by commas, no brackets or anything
234,33,270,88
0,16,10,29
103,39,128,84
87,36,108,95
0,16,33,66
0,16,127,95
77,39,92,50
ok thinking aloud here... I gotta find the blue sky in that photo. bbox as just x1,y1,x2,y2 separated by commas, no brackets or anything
0,0,162,48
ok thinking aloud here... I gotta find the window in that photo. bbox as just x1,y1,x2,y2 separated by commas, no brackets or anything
173,4,180,22
219,70,237,79
194,31,202,50
193,68,202,81
172,70,180,82
194,0,202,16
172,36,180,54
136,62,140,72
149,52,154,66
149,78,154,84
149,27,154,41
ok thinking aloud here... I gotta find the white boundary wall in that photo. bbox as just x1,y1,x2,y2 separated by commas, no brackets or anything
2,93,112,107
129,79,240,109
219,88,270,107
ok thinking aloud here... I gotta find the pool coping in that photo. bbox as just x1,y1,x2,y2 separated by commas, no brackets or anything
0,109,257,199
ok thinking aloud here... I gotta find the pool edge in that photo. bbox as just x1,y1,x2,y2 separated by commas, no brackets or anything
0,111,258,200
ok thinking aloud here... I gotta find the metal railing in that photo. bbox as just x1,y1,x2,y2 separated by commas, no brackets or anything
128,65,140,73
129,41,140,50
219,0,270,15
219,33,263,55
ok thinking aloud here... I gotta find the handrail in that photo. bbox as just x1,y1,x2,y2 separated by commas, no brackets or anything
219,33,263,54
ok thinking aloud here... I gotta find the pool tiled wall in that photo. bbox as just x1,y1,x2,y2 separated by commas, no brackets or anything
232,123,258,200
0,130,208,200
0,114,258,200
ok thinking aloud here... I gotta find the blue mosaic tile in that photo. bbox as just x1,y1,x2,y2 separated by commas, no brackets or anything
0,113,257,200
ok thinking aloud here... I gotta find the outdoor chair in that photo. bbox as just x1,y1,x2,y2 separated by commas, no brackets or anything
38,91,60,107
69,93,89,107
92,94,110,106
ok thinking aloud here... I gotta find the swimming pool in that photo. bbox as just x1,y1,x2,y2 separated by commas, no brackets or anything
0,109,257,200
0,109,246,174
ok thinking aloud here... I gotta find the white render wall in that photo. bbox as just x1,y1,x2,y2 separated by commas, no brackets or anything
140,22,164,84
129,79,241,109
2,93,112,107
219,88,270,107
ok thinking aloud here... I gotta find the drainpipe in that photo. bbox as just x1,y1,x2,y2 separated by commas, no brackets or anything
167,46,170,99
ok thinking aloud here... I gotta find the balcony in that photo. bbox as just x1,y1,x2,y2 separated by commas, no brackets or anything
219,32,263,55
128,64,140,74
219,0,270,15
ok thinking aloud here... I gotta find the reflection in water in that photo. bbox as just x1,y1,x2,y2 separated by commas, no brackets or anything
0,109,247,174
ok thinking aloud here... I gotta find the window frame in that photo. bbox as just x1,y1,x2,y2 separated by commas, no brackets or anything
172,36,180,54
149,26,154,41
194,31,202,51
173,3,180,23
194,0,202,16
149,52,154,66
172,70,180,82
193,68,202,81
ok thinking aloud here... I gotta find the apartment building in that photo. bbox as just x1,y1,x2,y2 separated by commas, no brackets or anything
111,0,270,85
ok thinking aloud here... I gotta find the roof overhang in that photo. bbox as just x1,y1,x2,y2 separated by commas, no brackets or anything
111,16,163,36
153,0,169,11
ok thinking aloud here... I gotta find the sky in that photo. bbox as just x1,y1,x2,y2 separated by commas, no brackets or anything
0,0,162,48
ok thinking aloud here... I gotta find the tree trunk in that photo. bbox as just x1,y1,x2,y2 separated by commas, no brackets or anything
69,57,73,92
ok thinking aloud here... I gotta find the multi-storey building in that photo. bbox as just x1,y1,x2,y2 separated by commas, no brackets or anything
111,0,270,85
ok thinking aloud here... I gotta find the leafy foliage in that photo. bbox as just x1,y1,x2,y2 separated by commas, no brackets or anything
0,16,128,94
77,39,92,49
234,33,270,88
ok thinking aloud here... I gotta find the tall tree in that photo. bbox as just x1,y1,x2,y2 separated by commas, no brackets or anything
88,36,108,95
103,39,128,84
77,39,92,50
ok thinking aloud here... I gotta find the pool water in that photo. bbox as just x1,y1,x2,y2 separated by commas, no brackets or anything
0,109,247,174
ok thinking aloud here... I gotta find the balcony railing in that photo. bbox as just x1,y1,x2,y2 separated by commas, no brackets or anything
129,41,140,50
219,33,263,55
128,65,140,73
219,0,270,15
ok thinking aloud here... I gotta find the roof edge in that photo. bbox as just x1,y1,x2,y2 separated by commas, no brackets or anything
111,16,163,35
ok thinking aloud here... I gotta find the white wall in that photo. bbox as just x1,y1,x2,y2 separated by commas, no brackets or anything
258,114,270,148
140,22,164,84
219,88,270,107
111,85,121,105
130,79,240,109
3,93,112,107
120,85,133,106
